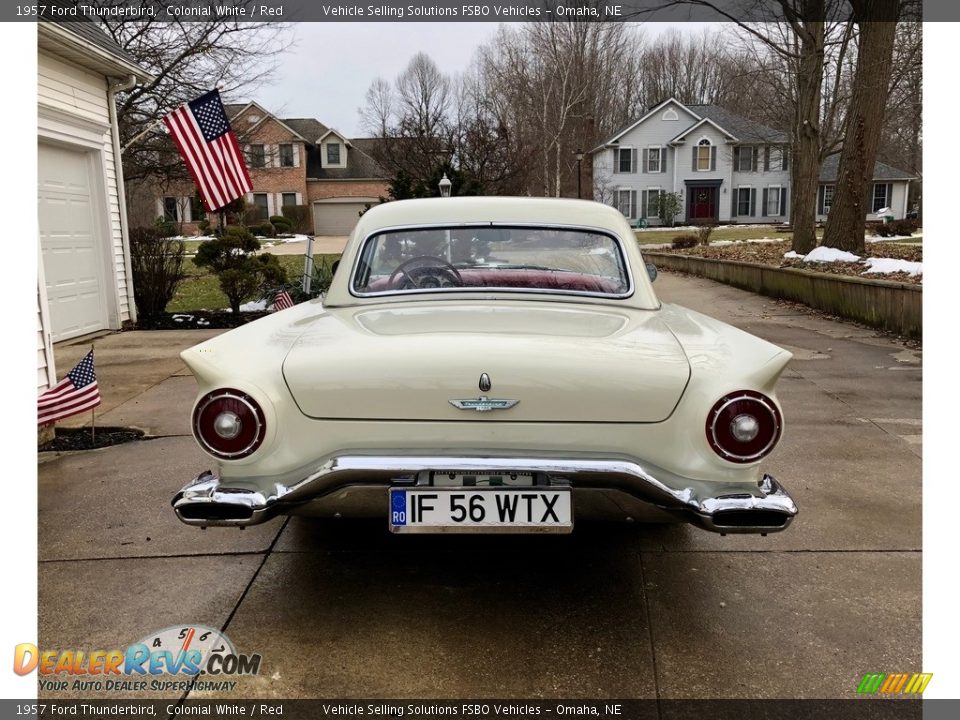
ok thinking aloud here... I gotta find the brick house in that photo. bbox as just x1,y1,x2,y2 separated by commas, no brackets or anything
129,102,390,236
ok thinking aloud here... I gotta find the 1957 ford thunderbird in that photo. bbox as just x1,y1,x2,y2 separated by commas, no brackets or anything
172,197,798,535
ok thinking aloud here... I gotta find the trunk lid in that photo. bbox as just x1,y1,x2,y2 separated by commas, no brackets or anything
282,303,690,423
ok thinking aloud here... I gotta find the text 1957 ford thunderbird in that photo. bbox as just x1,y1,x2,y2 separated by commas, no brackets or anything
172,197,797,535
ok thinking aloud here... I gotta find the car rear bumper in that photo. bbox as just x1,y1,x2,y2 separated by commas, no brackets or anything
172,454,798,534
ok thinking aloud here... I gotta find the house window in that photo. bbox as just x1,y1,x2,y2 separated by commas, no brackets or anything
279,144,294,167
281,193,297,207
767,186,781,216
327,143,341,165
696,139,711,171
190,195,206,222
737,187,752,216
618,148,632,173
617,189,634,219
163,196,179,222
768,147,783,171
646,189,662,218
736,146,754,172
823,185,834,214
247,144,265,168
872,183,889,213
252,193,269,221
647,147,661,173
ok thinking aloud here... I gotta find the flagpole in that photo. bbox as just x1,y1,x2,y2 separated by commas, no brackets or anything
90,342,96,444
121,117,166,154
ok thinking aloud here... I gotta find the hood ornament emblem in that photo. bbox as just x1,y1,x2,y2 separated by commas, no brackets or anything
450,372,518,412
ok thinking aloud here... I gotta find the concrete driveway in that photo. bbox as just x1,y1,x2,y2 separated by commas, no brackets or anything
38,272,921,702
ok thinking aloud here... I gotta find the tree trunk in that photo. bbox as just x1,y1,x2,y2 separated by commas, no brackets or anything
822,6,899,254
790,15,824,255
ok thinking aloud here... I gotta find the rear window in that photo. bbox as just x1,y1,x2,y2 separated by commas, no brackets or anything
351,225,631,298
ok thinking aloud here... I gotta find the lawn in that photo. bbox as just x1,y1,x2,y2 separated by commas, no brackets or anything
167,253,341,312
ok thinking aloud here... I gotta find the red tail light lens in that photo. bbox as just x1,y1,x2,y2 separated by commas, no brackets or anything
193,389,266,460
706,390,782,463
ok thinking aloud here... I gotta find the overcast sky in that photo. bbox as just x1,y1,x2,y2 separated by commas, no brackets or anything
252,22,710,138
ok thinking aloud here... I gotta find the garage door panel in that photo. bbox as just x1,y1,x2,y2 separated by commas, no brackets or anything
38,144,107,342
313,201,372,236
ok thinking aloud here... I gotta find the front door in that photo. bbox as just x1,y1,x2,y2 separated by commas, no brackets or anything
689,186,718,223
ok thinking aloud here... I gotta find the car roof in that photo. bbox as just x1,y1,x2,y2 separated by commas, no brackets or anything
323,196,659,310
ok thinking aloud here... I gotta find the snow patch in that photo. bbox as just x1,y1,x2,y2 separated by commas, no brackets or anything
862,258,923,277
802,246,861,263
783,251,803,259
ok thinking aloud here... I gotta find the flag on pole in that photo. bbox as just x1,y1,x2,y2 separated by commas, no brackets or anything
38,350,101,425
272,290,295,312
163,89,252,212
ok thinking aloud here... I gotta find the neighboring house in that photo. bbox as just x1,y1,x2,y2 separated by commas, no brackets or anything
591,98,915,226
37,18,153,395
130,102,389,237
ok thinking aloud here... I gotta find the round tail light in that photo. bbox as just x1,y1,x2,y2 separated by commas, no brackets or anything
706,390,782,463
193,389,266,460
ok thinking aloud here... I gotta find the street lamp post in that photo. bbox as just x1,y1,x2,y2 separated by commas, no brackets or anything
574,149,584,199
439,173,452,198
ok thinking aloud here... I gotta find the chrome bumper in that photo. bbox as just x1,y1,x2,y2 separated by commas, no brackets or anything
172,454,797,534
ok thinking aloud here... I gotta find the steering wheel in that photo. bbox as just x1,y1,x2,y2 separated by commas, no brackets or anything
388,256,464,290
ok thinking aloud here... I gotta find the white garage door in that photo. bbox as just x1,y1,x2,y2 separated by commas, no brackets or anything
39,144,108,342
313,200,374,236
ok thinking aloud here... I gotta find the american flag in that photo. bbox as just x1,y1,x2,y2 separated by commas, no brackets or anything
163,89,252,212
38,350,101,425
272,290,295,312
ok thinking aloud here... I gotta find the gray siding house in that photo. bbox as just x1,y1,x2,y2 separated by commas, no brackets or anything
591,98,914,226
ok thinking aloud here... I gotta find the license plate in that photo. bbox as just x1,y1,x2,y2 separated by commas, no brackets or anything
389,487,572,534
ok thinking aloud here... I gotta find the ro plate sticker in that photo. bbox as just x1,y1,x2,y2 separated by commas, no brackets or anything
390,489,407,526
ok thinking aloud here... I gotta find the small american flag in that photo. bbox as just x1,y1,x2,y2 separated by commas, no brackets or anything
163,89,252,212
38,350,101,425
272,291,295,312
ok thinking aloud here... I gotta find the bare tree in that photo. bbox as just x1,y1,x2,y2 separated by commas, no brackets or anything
822,0,901,253
95,2,292,183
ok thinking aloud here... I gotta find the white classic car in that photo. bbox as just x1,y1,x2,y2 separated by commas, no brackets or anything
173,197,797,535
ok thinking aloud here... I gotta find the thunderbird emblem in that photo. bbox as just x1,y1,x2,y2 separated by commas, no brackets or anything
450,397,519,412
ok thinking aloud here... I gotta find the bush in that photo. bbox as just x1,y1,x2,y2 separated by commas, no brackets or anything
280,205,310,233
671,235,698,249
197,218,211,236
252,222,275,238
889,218,918,236
194,226,287,313
696,223,716,246
154,217,178,238
129,227,186,319
270,215,293,233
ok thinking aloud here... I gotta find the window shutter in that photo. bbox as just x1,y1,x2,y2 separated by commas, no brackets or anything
780,187,787,216
612,149,620,174
642,148,648,174
887,183,893,210
293,144,300,168
630,190,638,219
711,146,717,171
817,186,825,215
749,188,756,216
750,146,757,172
731,189,738,217
782,145,789,171
764,147,770,172
641,190,648,218
631,148,638,173
733,147,740,170
761,189,768,217
660,146,667,173
692,147,697,171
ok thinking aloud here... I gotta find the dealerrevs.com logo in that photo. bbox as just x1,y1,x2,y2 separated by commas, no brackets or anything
14,625,261,693
857,672,933,695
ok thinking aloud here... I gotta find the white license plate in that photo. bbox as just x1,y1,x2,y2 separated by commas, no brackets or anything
389,487,572,534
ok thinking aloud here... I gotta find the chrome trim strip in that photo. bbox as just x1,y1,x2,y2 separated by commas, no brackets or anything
172,454,797,534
